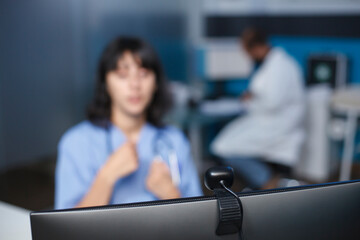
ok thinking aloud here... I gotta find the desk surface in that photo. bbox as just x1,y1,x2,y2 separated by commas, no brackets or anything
332,87,360,112
0,201,31,240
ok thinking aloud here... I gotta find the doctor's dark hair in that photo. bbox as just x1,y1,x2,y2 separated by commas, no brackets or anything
241,28,268,49
86,37,173,128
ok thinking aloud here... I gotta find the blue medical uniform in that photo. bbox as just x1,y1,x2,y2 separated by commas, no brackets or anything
55,121,203,209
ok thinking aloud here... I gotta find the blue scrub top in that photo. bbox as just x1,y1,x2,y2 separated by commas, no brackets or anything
55,121,203,209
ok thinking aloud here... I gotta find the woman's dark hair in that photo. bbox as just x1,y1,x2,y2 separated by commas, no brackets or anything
87,37,173,128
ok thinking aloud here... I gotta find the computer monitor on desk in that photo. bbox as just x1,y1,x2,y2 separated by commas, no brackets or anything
31,168,360,240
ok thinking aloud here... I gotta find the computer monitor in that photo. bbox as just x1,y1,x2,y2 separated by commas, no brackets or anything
307,54,347,89
31,179,360,240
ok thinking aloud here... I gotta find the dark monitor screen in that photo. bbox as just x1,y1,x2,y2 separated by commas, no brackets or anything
30,180,360,240
308,59,337,87
307,55,347,89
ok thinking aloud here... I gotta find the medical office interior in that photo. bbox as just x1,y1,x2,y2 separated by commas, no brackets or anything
1,0,360,238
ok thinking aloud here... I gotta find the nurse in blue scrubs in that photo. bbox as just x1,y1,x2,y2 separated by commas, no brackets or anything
55,37,202,209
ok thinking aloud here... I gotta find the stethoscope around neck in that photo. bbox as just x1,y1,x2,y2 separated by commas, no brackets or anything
153,131,181,186
106,126,181,186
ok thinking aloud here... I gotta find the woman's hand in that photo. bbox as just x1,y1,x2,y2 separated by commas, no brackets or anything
146,159,181,200
101,141,139,186
76,142,138,208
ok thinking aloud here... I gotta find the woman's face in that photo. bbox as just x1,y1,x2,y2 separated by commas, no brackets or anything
106,51,157,118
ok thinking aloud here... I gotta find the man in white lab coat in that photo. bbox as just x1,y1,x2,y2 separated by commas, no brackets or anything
211,28,305,190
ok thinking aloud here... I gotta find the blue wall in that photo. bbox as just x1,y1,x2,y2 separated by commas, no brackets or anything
203,36,360,96
271,36,360,84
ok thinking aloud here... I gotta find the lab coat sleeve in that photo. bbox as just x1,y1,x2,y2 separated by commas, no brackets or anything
251,64,291,113
55,130,94,209
176,133,203,197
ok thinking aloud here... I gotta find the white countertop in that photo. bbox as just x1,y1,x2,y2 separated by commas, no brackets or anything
0,201,32,240
332,86,360,112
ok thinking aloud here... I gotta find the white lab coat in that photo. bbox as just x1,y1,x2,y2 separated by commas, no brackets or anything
211,47,305,167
